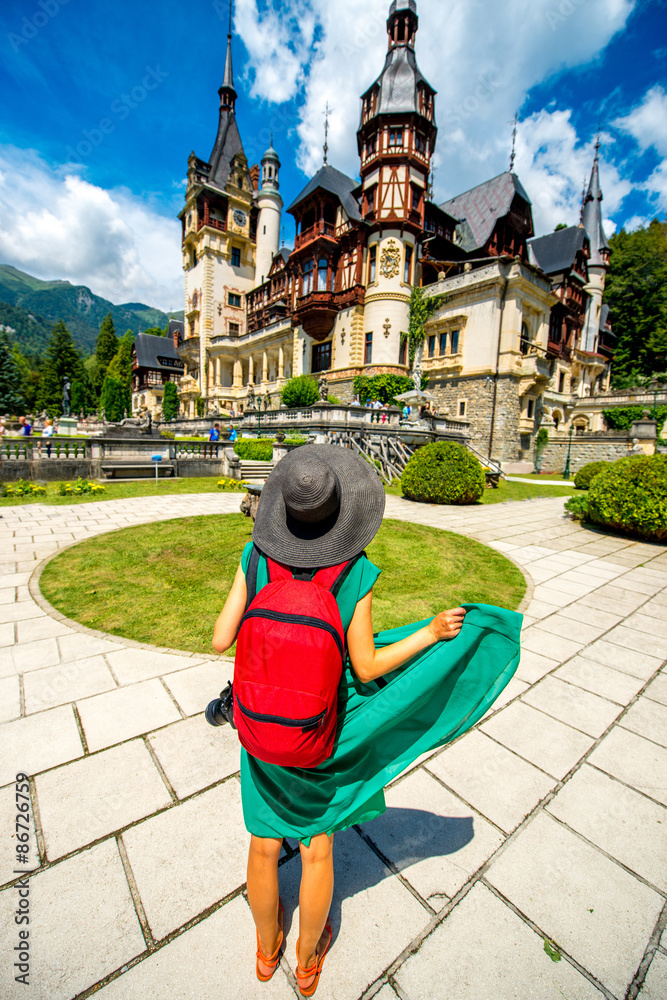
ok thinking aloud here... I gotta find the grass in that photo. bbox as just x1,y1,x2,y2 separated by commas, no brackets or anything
0,477,246,506
39,515,526,655
384,477,575,503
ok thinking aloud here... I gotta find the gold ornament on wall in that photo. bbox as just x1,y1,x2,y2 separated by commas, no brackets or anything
379,239,401,279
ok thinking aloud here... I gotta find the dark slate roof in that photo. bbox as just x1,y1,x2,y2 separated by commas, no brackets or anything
440,172,531,252
167,319,184,340
207,110,247,191
362,43,434,119
287,165,361,221
134,333,184,372
582,149,610,267
528,226,587,275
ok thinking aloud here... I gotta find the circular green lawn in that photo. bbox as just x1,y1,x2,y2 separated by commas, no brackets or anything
39,514,526,655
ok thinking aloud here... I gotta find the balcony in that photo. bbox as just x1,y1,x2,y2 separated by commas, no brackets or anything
294,290,338,341
177,336,200,364
295,221,336,250
197,217,227,234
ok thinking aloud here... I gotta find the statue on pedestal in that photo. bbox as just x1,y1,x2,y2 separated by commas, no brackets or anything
412,364,423,395
62,377,71,417
318,374,329,402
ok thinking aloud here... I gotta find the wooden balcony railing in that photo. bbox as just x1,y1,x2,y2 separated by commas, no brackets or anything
294,221,336,249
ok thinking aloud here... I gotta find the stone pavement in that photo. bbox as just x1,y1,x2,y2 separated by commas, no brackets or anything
0,492,666,1000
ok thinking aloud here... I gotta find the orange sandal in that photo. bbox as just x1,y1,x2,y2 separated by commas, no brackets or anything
256,900,284,982
295,920,332,997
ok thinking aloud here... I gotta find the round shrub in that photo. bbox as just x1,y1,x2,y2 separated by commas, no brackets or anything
280,375,319,409
574,460,612,490
401,442,485,505
587,455,667,541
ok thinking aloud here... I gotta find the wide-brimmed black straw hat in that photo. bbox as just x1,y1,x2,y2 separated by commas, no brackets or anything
252,444,386,568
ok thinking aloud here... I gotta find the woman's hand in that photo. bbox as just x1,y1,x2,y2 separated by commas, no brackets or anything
427,607,467,642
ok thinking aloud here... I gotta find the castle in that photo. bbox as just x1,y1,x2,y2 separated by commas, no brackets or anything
167,0,613,468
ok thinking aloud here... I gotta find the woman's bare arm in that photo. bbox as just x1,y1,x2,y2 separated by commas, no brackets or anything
346,589,466,684
212,561,248,653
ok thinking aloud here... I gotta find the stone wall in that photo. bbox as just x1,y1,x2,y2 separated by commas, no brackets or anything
429,374,523,464
540,434,633,474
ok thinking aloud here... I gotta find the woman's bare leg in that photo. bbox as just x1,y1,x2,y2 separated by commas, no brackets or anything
247,835,283,975
297,833,334,985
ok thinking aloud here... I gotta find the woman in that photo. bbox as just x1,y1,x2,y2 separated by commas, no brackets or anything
212,445,521,995
42,417,54,457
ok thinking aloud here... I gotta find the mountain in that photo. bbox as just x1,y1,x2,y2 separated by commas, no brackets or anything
0,265,184,355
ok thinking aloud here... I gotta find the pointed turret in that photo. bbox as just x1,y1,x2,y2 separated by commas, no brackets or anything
581,140,610,269
218,4,237,112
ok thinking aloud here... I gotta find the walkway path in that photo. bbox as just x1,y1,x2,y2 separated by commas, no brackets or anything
0,493,665,1000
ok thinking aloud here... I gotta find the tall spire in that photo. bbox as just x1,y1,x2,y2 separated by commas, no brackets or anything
219,0,237,111
509,112,518,172
582,137,610,268
323,102,333,165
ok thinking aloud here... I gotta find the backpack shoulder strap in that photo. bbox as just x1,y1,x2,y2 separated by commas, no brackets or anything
313,553,362,594
265,557,293,583
244,544,262,612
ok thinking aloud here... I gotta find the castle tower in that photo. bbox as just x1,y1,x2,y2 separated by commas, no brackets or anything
255,140,283,287
357,0,437,366
177,6,256,410
581,140,611,353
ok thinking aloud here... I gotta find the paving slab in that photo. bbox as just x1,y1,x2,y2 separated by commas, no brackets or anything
603,624,667,660
280,828,430,1000
394,881,603,1000
11,636,60,673
16,617,72,642
480,700,594,779
161,659,232,716
644,672,667,706
0,705,84,788
581,638,663,679
547,764,667,890
0,623,15,649
533,612,608,644
426,730,555,833
0,839,145,1000
147,715,240,798
23,655,116,714
521,675,623,737
36,739,172,859
122,777,248,940
76,677,182,752
588,726,667,807
514,648,559,684
105,646,200,684
485,811,664,999
360,768,503,905
519,626,584,662
619,697,667,748
0,675,20,723
639,951,667,1000
56,632,123,661
554,655,647,705
92,894,294,1000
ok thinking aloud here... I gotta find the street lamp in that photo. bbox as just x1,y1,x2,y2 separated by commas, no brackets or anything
563,424,574,479
257,395,263,437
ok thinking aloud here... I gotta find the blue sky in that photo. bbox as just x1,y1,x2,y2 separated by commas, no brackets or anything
0,0,665,311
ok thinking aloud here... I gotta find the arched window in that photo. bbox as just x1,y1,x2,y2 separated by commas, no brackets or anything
303,260,314,296
318,258,328,291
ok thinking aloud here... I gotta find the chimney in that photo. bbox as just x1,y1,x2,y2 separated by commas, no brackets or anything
250,164,260,192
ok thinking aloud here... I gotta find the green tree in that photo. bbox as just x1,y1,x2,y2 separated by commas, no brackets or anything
554,223,568,231
281,375,319,408
95,314,119,389
107,331,134,388
143,325,167,336
11,344,41,413
0,333,25,414
162,380,179,421
100,374,129,422
353,373,423,405
405,287,444,366
605,219,667,385
36,320,84,416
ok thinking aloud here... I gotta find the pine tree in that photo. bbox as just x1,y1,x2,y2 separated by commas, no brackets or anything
95,314,119,388
36,320,84,416
0,333,25,414
100,374,128,422
106,330,134,388
162,380,179,421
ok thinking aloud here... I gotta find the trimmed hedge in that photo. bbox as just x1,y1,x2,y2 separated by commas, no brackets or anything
233,440,274,461
574,461,612,490
401,442,485,505
586,455,667,540
281,375,319,408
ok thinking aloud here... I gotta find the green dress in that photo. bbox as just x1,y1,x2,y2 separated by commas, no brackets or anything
239,542,522,845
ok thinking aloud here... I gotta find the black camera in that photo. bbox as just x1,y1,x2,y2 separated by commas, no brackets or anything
205,681,236,729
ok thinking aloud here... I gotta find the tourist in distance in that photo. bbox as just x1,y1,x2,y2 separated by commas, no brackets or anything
211,444,521,995
229,425,238,443
209,423,221,442
42,417,54,457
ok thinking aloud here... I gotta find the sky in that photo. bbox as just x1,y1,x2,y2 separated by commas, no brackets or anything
0,0,665,313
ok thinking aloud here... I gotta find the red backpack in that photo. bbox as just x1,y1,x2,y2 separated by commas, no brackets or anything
233,546,355,768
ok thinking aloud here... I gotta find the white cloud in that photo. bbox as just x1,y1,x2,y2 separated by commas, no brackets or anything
614,85,667,156
235,0,317,105
0,146,183,312
513,109,631,234
236,0,636,212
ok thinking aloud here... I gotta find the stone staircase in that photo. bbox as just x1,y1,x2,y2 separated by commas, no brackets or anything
239,460,274,484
